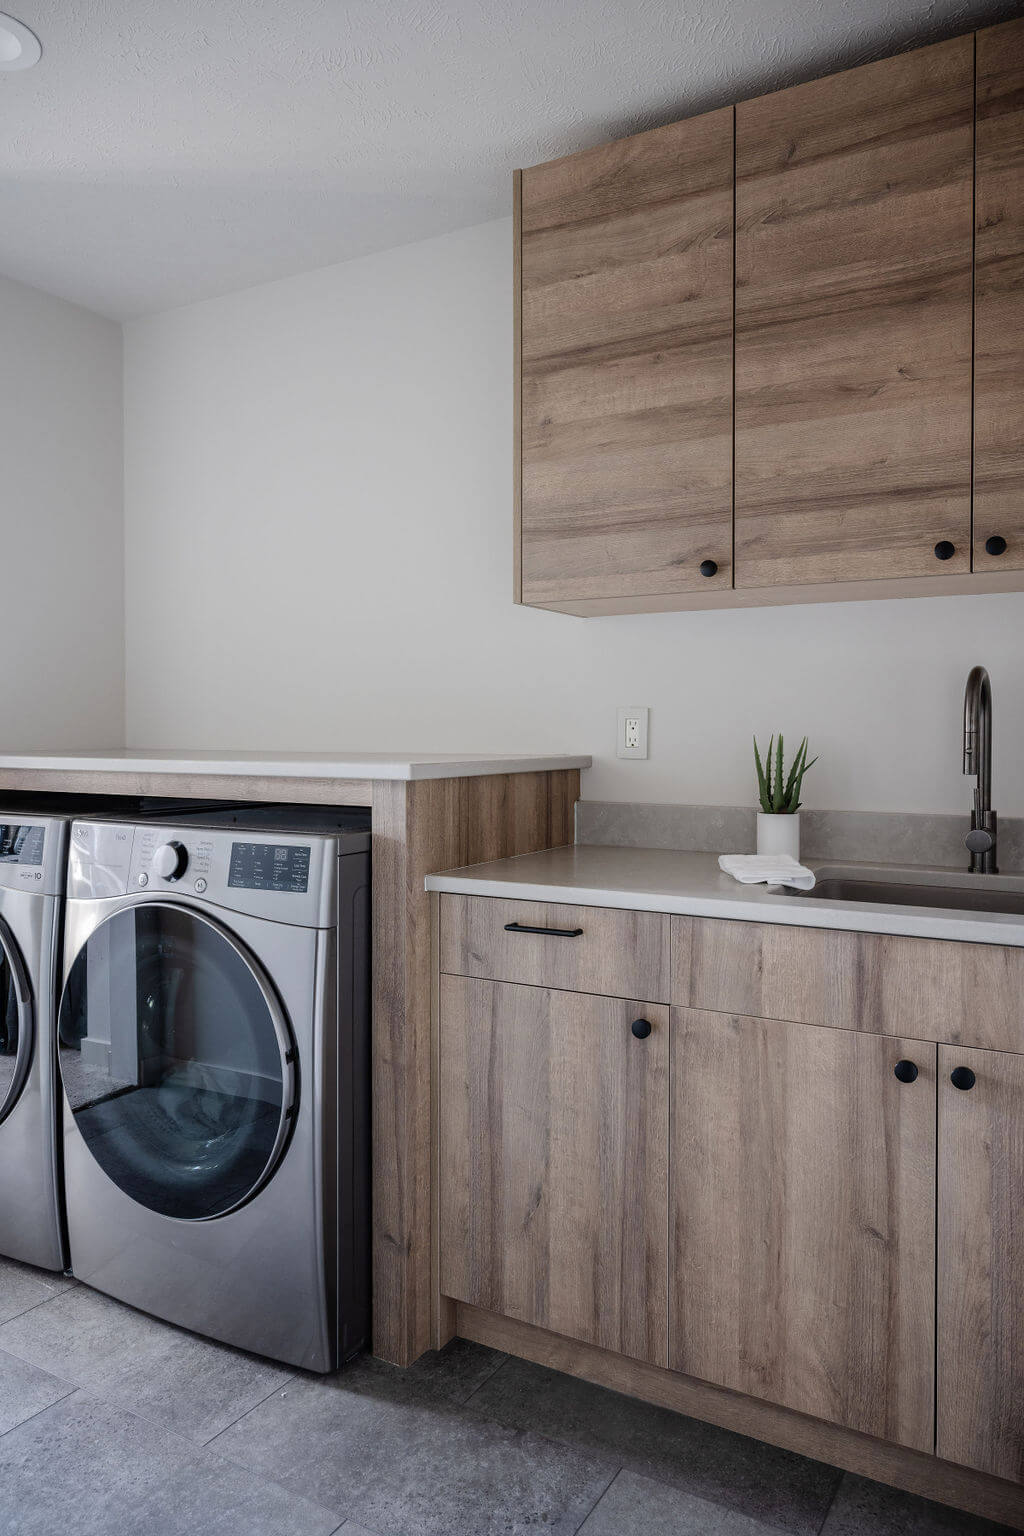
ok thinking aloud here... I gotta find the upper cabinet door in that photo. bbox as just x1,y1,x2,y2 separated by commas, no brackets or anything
518,109,734,607
975,19,1024,574
734,40,974,589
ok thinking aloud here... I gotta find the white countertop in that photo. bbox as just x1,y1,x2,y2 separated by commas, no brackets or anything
425,844,1024,947
0,749,591,783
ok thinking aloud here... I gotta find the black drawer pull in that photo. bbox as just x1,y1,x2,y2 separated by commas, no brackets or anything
893,1059,919,1084
950,1066,976,1092
934,540,956,561
985,534,1007,557
504,921,584,938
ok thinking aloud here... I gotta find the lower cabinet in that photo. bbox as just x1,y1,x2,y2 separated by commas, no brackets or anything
436,918,1024,1495
670,1009,937,1451
938,1045,1024,1481
438,975,669,1364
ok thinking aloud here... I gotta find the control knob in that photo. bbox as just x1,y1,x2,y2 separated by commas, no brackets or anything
152,841,188,881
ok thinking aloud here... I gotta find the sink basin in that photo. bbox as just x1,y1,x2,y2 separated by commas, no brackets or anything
790,867,1024,917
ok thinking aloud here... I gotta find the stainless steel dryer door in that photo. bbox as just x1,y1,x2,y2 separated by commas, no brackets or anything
58,902,296,1221
0,916,32,1124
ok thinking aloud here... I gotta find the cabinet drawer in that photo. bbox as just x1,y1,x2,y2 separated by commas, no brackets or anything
673,916,1024,1052
440,894,670,1002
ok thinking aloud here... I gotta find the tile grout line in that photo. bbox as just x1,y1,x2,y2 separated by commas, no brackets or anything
0,1282,77,1333
813,1468,845,1536
0,1382,81,1439
459,1351,511,1407
198,1371,302,1448
571,1464,625,1535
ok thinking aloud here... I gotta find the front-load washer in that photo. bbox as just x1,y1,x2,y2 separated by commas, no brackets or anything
0,793,258,1274
58,812,370,1371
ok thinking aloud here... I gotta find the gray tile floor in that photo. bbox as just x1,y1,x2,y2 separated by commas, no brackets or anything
0,1255,1017,1536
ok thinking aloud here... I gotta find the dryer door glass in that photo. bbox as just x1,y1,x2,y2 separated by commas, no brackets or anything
58,903,295,1221
0,925,31,1123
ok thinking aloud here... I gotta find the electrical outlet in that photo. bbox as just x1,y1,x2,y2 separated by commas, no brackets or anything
616,706,649,760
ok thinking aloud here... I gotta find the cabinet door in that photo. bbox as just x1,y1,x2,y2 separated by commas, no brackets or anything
975,19,1024,573
439,976,668,1364
670,1010,936,1450
938,1045,1024,1482
734,39,973,588
519,109,734,606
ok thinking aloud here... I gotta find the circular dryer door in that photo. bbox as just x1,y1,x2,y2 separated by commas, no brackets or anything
58,902,296,1221
0,919,32,1124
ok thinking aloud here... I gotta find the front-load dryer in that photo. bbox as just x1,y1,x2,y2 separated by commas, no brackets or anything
58,814,370,1371
0,811,72,1271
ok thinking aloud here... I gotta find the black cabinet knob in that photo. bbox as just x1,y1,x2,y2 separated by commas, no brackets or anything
893,1059,919,1084
950,1065,976,1092
985,534,1008,557
699,559,719,579
934,540,956,561
631,1018,652,1040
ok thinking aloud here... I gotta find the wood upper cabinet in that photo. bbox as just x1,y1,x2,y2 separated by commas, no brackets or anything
975,19,1024,573
670,1009,936,1450
439,976,669,1364
938,1045,1024,1482
518,108,734,607
734,38,974,589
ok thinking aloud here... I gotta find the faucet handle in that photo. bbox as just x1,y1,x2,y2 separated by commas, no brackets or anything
965,827,995,856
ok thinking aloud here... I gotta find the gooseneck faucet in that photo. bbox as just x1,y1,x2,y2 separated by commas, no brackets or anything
963,665,997,873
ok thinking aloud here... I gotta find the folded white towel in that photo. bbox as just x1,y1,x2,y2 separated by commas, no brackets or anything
718,854,816,891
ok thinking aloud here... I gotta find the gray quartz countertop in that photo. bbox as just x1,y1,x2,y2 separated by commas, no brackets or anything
425,844,1024,948
0,749,591,782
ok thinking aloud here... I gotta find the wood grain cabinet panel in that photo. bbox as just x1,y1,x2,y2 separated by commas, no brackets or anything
734,38,974,588
975,19,1024,573
439,976,669,1364
519,109,734,605
670,1008,936,1450
673,916,1024,1053
938,1045,1024,1483
440,893,670,1001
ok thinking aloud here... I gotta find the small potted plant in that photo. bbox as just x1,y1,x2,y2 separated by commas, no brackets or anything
753,735,817,860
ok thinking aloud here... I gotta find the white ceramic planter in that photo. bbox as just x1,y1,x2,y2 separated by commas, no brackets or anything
756,811,801,860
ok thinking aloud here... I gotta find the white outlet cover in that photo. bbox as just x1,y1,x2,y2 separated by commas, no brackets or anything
616,706,649,760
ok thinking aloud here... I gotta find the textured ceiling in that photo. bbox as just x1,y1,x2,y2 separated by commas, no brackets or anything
1,0,1018,318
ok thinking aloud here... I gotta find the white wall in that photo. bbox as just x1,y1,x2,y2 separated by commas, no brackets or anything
1,275,124,748
124,219,1024,815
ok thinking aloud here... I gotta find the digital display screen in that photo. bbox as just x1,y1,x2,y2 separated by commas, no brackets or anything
0,824,44,866
228,841,310,894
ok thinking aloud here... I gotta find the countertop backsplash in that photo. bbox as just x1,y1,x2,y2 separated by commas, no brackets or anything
575,800,1024,873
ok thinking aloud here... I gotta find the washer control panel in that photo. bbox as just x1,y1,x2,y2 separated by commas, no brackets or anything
68,821,344,928
134,826,214,887
228,841,310,894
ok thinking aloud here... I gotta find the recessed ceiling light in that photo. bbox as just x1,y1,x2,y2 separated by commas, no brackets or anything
0,13,41,71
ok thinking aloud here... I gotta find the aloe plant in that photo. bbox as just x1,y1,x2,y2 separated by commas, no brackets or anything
753,734,817,815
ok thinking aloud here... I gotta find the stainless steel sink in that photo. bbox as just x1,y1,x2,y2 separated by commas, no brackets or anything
790,865,1024,917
